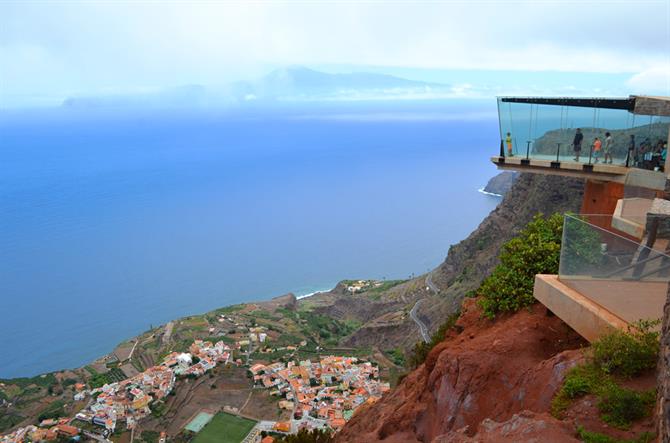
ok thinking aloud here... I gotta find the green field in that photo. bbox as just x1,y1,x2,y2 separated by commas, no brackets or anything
192,412,257,443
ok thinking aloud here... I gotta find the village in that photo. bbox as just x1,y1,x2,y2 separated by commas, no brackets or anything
0,305,390,443
249,355,389,433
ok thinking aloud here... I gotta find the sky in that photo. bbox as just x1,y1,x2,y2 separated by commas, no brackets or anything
1,0,670,107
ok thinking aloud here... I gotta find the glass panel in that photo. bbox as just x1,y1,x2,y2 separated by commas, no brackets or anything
496,98,670,171
558,214,668,324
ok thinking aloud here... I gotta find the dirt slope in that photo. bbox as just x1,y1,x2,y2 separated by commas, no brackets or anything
335,298,586,443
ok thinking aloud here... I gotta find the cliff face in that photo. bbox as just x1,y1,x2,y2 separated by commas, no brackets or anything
336,172,585,352
335,299,586,443
482,171,518,196
419,172,584,333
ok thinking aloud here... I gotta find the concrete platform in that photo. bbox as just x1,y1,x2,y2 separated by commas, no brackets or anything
491,156,667,191
533,274,665,342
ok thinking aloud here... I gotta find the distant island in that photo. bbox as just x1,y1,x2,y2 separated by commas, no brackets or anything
61,66,454,109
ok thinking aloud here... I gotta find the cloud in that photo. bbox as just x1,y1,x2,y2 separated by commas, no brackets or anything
1,1,669,107
627,67,670,95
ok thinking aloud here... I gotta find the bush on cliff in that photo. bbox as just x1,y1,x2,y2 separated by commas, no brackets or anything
553,323,659,429
592,319,660,378
477,213,563,318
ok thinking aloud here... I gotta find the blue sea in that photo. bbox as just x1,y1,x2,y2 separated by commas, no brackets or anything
0,100,501,378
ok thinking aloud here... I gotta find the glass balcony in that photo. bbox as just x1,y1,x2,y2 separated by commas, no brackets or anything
558,214,668,324
497,97,670,171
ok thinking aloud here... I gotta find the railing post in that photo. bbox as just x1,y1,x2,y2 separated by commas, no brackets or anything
521,141,531,165
588,141,593,165
551,143,561,168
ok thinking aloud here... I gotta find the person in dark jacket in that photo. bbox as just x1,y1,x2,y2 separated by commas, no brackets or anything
626,134,636,167
573,128,583,162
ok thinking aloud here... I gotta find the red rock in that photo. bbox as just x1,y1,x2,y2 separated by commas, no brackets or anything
335,298,586,443
432,410,580,443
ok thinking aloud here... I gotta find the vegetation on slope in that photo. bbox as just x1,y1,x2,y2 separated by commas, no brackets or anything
407,312,460,368
477,213,563,318
553,320,660,430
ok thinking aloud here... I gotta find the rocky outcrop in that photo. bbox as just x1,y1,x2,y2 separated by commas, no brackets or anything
433,411,580,443
334,298,586,443
482,171,519,196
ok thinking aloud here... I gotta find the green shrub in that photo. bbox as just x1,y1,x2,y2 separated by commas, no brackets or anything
37,400,66,422
576,426,655,443
477,213,563,318
598,386,655,429
552,364,611,416
140,430,160,443
274,428,333,443
0,413,25,433
385,348,406,367
553,323,659,429
562,372,593,398
592,319,660,378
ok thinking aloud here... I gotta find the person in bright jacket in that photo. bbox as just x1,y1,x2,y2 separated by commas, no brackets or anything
592,137,602,163
506,132,513,156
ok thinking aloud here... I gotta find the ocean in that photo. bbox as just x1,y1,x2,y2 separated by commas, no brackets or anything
0,100,501,378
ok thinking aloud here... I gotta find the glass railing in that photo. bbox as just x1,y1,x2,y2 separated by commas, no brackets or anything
497,98,670,171
558,214,668,323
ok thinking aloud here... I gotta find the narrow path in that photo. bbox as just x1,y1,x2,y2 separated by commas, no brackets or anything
409,273,440,343
128,340,139,361
238,389,254,414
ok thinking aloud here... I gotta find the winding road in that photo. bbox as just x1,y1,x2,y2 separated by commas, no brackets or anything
409,273,440,343
425,272,439,294
410,299,430,343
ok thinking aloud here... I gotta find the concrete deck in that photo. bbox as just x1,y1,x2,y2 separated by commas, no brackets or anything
533,274,665,342
491,156,667,191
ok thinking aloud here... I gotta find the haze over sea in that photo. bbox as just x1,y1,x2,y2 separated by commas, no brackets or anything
0,100,501,378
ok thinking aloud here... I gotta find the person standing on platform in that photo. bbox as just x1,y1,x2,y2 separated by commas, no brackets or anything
603,132,613,164
572,128,583,162
626,134,636,167
592,137,602,163
506,132,513,156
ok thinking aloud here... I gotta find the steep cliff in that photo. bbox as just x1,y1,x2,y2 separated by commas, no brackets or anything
419,172,584,333
335,299,586,443
337,172,585,350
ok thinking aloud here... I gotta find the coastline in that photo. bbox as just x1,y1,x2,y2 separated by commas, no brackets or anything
0,283,337,380
295,288,332,300
477,187,503,198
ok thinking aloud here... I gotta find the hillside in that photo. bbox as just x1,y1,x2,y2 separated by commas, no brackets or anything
320,172,585,353
335,298,657,443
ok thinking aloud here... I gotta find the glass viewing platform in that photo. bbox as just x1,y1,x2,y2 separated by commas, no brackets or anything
493,96,670,184
558,214,668,326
